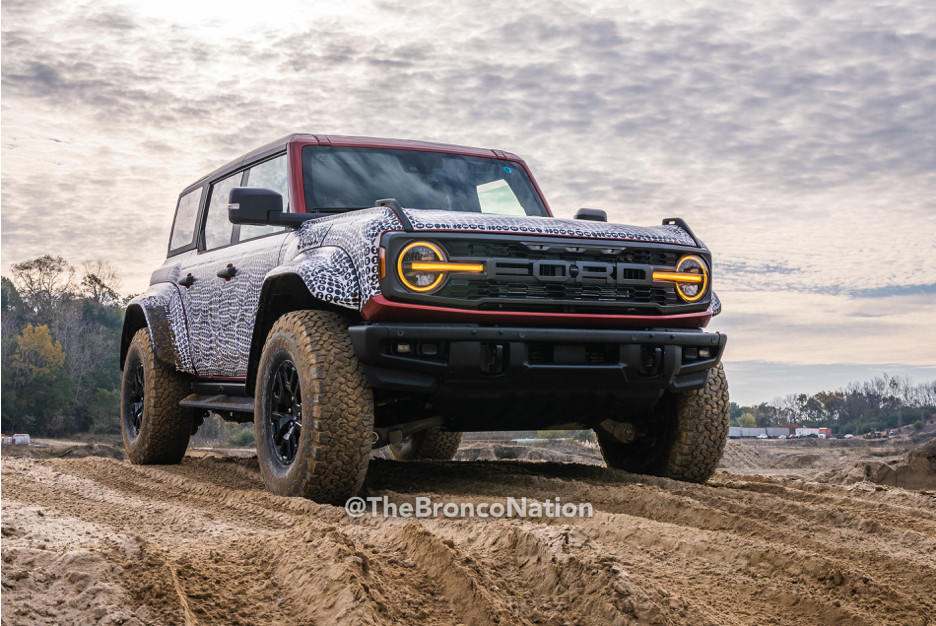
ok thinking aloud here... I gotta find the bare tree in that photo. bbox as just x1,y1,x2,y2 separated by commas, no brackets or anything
10,255,77,322
776,394,799,424
918,381,936,410
54,304,94,403
81,260,121,306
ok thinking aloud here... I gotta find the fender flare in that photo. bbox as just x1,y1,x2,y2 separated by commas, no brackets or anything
275,247,363,310
245,247,363,390
120,283,193,373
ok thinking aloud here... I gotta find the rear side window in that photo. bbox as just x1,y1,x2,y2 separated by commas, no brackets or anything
168,187,203,253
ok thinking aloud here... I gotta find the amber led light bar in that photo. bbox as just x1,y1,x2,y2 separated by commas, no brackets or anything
411,262,484,272
651,271,703,284
653,254,709,302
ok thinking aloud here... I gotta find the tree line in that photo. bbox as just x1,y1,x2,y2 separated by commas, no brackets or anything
2,254,935,440
2,255,126,436
730,375,936,435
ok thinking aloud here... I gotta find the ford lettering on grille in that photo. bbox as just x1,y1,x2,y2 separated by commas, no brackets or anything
488,258,650,285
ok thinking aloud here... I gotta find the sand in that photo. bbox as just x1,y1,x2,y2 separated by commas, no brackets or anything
2,434,935,625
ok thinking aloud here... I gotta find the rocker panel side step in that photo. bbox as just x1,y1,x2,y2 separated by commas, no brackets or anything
179,393,255,414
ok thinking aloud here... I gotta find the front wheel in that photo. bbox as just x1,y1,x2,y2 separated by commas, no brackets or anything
254,310,374,503
121,328,194,464
597,363,729,483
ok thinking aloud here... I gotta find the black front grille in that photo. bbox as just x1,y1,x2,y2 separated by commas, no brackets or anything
381,232,708,315
439,279,678,305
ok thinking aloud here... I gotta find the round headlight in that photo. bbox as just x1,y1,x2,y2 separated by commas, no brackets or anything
397,241,447,292
674,255,708,302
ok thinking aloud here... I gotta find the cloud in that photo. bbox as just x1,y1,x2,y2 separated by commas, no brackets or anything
1,0,934,399
849,283,936,298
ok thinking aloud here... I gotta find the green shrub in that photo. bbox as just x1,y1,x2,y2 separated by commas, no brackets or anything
88,388,120,434
229,428,255,447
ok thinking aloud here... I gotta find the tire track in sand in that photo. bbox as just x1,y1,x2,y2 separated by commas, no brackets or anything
2,454,934,625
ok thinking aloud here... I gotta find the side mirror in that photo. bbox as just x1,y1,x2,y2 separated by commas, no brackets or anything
228,188,310,227
574,208,607,222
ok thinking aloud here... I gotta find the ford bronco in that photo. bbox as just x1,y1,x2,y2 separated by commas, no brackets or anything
120,134,729,503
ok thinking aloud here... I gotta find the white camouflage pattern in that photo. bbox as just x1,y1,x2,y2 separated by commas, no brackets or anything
132,207,715,377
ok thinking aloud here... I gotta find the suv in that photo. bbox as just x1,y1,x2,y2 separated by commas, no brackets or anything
121,134,729,503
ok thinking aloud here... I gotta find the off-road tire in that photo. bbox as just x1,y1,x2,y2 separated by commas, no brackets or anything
389,427,462,461
121,328,194,464
254,310,374,504
597,363,729,483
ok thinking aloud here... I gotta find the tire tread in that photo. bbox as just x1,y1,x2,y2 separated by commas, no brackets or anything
255,310,373,503
122,329,193,464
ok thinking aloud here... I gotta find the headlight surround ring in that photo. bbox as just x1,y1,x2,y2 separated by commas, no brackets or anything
397,241,448,292
673,254,708,302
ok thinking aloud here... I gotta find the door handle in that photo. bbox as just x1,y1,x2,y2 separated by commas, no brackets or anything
217,264,237,280
178,273,195,288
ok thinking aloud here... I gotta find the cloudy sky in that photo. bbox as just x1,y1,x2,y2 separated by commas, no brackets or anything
2,0,934,404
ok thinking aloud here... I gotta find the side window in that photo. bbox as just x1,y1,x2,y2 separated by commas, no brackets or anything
203,172,243,250
168,187,202,253
239,154,288,242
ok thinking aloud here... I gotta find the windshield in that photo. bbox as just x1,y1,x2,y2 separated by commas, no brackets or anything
301,145,548,216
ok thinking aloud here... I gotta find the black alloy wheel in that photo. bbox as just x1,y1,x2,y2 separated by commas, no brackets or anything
268,359,302,465
124,357,145,439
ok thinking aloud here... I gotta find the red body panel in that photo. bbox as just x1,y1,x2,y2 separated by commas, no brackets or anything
361,295,712,329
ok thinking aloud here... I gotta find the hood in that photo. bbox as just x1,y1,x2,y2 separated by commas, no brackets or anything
401,209,698,247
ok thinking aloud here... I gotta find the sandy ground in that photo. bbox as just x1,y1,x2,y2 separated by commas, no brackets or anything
2,434,935,625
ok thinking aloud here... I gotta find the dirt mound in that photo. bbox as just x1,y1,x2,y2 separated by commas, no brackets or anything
843,439,936,490
716,440,830,473
1,441,126,461
3,450,936,625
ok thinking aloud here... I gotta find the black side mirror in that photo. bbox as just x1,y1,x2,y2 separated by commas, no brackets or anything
574,208,608,222
228,188,311,227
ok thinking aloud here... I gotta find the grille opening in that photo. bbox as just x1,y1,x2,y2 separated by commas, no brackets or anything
585,344,619,364
528,343,553,364
439,280,677,305
527,343,619,365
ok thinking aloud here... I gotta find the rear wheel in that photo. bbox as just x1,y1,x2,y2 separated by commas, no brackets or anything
254,310,374,503
597,363,729,483
121,329,194,464
389,427,462,461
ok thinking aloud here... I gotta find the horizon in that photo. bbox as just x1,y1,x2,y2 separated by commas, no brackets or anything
2,0,934,404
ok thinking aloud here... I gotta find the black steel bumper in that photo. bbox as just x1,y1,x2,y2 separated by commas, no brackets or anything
348,323,727,428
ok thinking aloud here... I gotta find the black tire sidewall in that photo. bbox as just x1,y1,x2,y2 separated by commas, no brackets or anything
120,329,192,464
121,339,146,452
255,328,325,496
255,340,311,489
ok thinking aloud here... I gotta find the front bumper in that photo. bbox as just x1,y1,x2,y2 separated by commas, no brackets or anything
349,323,727,428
